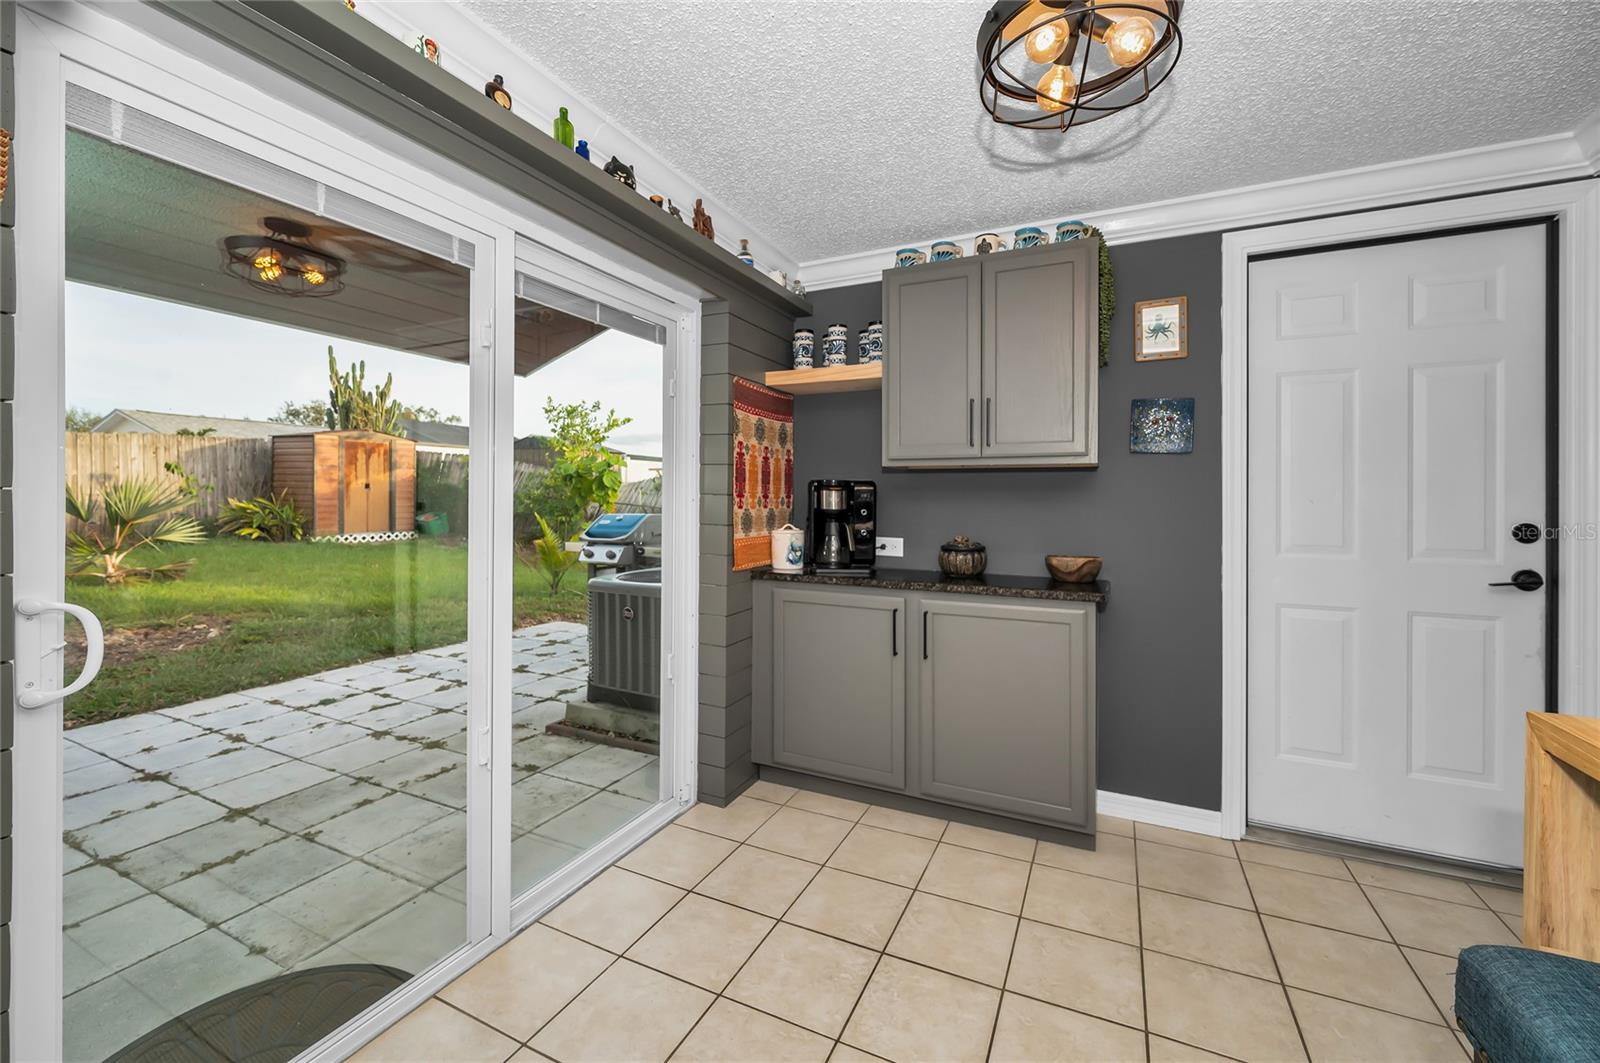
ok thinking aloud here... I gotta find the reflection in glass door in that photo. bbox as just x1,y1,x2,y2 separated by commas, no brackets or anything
507,271,669,899
49,111,486,1061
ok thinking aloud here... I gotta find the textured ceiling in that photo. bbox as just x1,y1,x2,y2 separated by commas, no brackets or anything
463,0,1600,262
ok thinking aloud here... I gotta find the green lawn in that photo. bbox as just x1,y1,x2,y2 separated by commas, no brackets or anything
64,537,586,726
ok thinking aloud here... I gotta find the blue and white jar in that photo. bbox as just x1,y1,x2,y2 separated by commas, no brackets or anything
792,328,815,369
1014,226,1046,249
895,247,928,268
858,328,871,364
930,240,964,261
823,323,850,366
1055,219,1090,242
865,321,884,363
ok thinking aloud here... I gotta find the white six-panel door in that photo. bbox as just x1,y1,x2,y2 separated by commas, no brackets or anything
1246,225,1547,867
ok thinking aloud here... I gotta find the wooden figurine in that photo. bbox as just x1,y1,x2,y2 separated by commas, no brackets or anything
692,199,714,240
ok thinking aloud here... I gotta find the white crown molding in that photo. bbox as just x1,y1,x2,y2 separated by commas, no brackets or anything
358,0,800,278
1097,790,1225,837
799,128,1600,291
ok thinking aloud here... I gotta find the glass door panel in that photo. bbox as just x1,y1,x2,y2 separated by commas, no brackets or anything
508,270,668,899
56,125,479,1061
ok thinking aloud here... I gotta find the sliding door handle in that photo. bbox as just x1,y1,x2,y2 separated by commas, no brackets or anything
16,598,104,708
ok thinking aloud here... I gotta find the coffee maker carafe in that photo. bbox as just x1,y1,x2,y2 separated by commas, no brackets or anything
806,479,876,576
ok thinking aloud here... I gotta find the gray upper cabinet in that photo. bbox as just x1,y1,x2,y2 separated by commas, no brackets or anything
883,241,1099,468
883,259,981,462
916,598,1094,829
768,587,906,790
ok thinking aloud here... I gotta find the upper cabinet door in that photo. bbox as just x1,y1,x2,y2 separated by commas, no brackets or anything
981,241,1098,463
883,259,982,462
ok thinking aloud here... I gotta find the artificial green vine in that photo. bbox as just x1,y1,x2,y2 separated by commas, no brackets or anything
1085,224,1114,367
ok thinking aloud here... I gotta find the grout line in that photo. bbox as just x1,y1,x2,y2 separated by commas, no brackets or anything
1241,842,1314,1063
984,849,1034,1059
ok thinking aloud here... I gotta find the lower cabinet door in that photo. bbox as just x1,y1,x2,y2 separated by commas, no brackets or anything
771,587,906,789
917,598,1093,828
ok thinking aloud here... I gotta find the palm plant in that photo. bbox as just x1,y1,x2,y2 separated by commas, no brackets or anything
218,492,307,542
531,513,580,595
66,479,206,584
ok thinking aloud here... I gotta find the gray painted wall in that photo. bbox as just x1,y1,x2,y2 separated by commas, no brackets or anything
2,2,15,1052
794,233,1223,811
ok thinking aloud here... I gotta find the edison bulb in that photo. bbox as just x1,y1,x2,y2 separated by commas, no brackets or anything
301,266,326,286
1024,18,1069,63
253,251,283,282
1103,15,1155,67
1035,63,1077,112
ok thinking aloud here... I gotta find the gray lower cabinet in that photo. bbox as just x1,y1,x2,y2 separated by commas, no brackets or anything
766,587,906,790
916,598,1094,828
753,580,1095,833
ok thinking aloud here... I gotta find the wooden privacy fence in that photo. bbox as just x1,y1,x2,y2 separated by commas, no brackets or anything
65,432,272,526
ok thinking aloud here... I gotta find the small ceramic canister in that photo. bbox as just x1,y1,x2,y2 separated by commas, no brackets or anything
895,247,927,268
930,240,964,261
771,524,805,573
792,328,815,369
865,321,884,363
823,323,850,366
1055,219,1090,242
974,232,1006,255
1013,226,1046,249
858,328,872,364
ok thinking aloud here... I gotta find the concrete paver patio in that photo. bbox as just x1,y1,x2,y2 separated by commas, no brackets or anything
60,622,659,1063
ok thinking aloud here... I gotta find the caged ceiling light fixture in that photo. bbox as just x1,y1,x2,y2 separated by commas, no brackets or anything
977,1,1182,132
222,217,346,297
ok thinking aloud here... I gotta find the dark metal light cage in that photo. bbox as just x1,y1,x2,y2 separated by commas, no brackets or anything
222,217,347,297
978,0,1182,132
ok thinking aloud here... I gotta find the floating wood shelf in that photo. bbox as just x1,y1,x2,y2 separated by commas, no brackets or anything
764,362,883,396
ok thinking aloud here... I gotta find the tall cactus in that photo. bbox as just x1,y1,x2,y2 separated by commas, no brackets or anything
325,346,404,435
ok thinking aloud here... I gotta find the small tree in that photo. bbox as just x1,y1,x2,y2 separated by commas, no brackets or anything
270,398,330,426
325,347,404,435
515,399,632,542
530,513,580,595
66,479,206,584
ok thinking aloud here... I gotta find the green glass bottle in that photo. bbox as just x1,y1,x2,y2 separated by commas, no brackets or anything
553,106,575,149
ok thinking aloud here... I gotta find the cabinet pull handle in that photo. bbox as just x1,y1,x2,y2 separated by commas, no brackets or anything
968,398,975,448
985,397,993,447
891,608,899,657
922,611,929,659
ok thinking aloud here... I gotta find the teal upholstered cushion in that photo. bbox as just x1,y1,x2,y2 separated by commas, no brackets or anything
1456,945,1600,1063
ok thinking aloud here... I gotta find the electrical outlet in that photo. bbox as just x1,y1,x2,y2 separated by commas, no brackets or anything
876,537,904,558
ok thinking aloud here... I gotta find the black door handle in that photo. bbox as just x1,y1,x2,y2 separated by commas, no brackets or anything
1488,569,1544,592
969,399,975,448
891,608,898,656
922,611,929,660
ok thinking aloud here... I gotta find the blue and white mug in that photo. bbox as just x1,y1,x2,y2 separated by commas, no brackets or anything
1013,226,1046,249
1055,219,1090,242
895,247,927,268
930,240,964,261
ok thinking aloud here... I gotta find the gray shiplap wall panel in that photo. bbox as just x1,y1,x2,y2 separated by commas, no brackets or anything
696,296,791,803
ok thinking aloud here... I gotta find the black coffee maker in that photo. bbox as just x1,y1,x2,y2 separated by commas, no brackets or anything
806,479,876,576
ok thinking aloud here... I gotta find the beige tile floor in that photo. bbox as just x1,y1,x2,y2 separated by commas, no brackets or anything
358,782,1523,1063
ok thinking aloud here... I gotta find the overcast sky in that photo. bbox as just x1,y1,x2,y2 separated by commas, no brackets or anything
66,283,666,455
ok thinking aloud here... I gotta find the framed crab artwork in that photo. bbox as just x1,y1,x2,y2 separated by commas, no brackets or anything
1133,295,1188,361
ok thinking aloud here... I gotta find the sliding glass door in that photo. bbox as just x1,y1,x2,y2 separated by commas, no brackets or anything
13,60,499,1063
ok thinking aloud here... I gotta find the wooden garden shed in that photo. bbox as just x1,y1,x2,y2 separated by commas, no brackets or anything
271,430,417,538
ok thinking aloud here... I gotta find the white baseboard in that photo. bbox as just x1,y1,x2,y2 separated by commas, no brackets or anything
1098,789,1226,838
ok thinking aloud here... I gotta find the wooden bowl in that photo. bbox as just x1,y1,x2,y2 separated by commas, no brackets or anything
1045,555,1102,583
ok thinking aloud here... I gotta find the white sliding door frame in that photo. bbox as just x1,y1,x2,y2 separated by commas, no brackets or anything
10,4,703,1060
1220,179,1600,842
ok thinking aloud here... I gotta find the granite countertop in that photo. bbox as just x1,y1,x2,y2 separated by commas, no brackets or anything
754,568,1107,604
